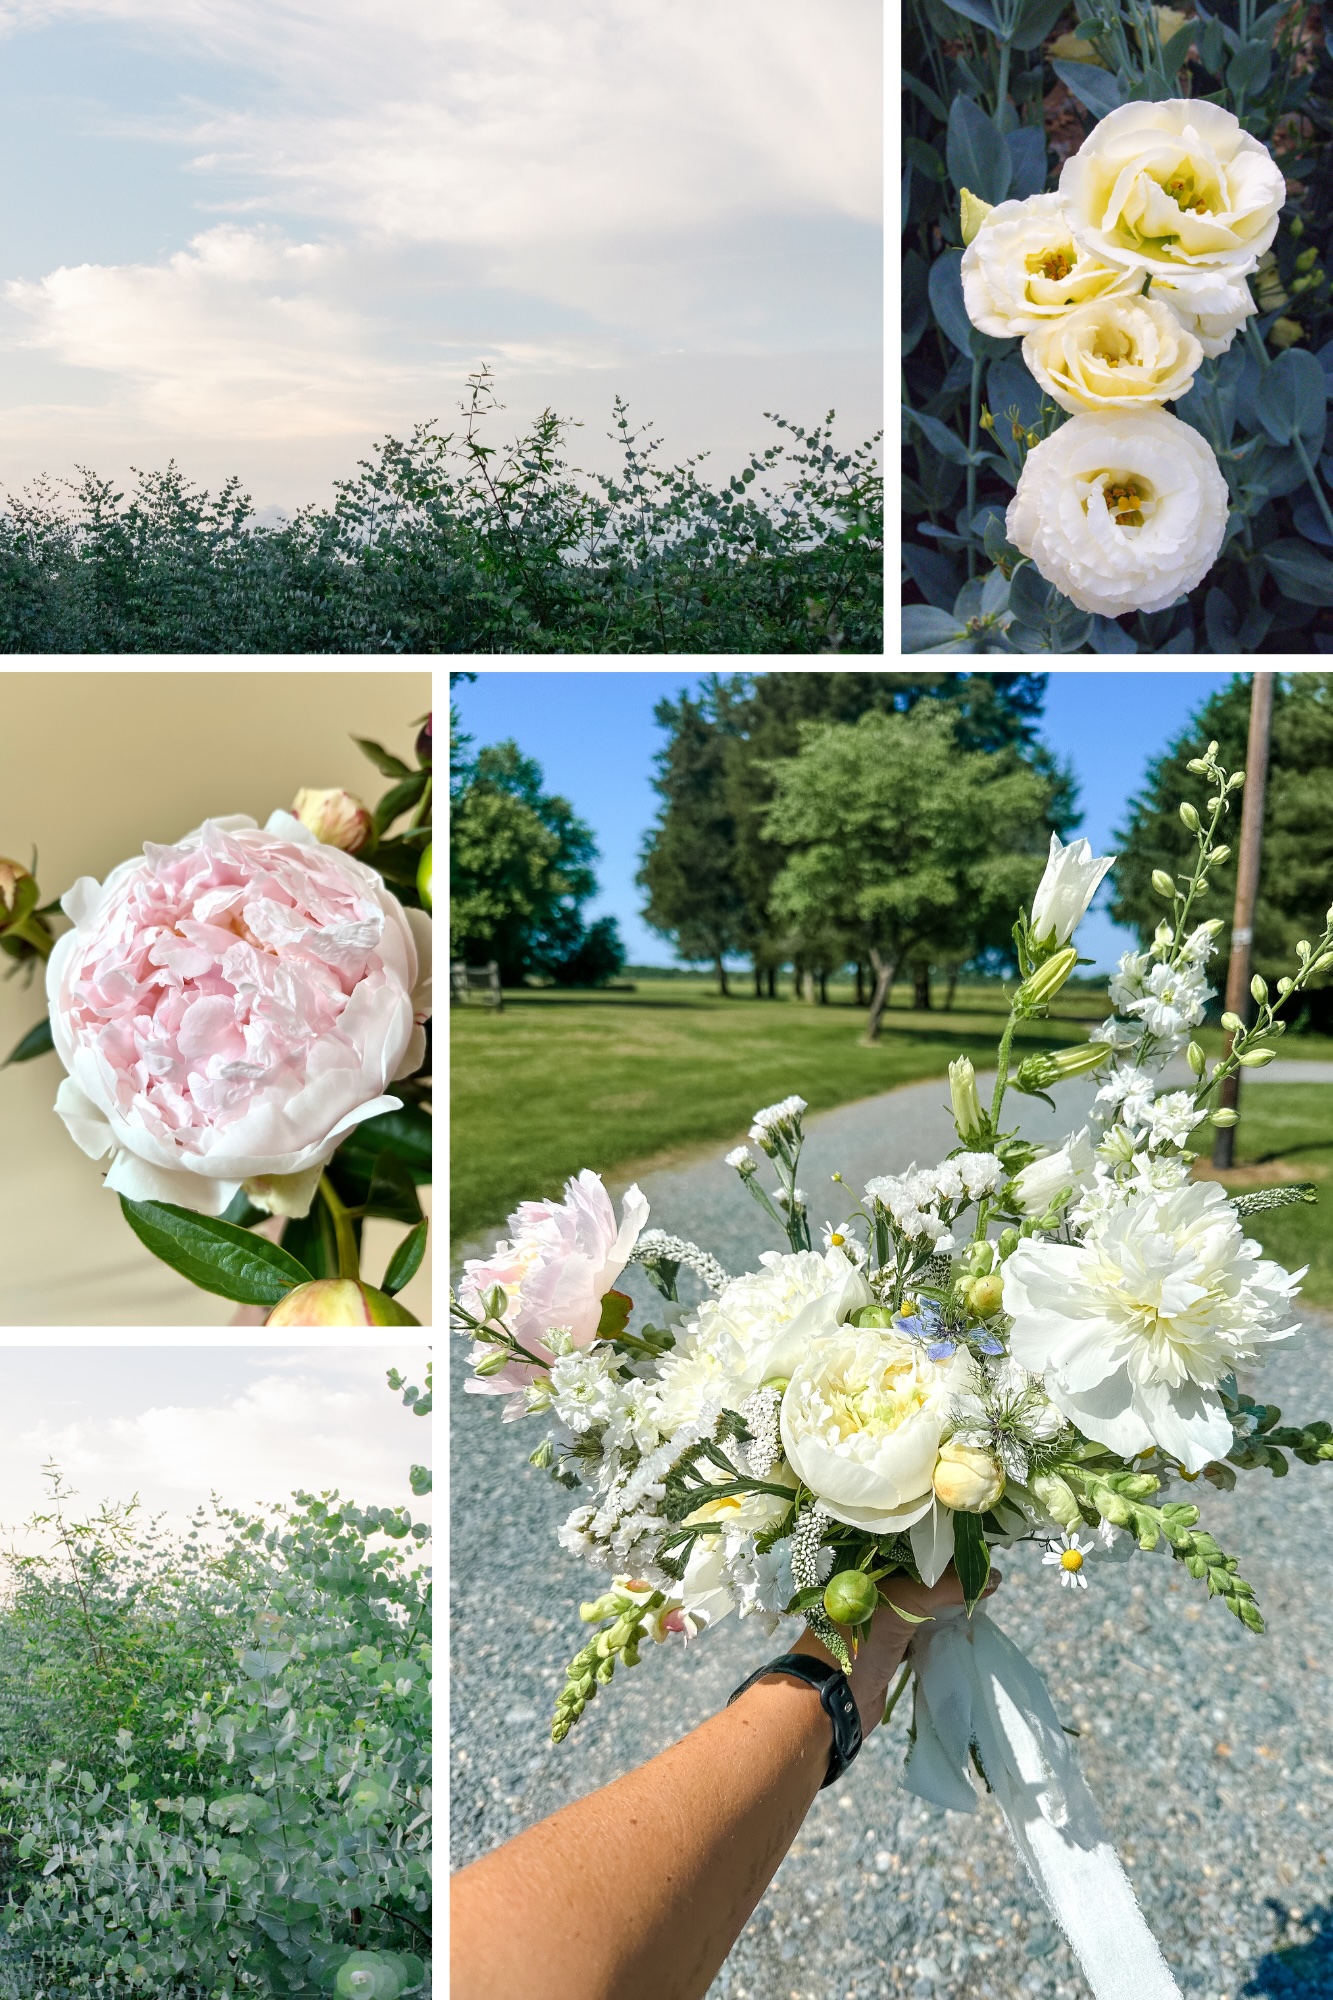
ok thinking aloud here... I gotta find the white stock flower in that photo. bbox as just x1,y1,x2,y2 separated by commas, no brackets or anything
961,191,1144,338
1148,269,1256,357
1011,1127,1097,1217
1003,1180,1303,1471
1060,99,1286,284
1006,408,1229,618
779,1328,974,1553
1030,832,1116,946
1126,959,1212,1038
1022,295,1202,414
1146,1090,1208,1149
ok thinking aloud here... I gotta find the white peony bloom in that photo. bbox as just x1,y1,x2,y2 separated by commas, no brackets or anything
1003,1180,1303,1471
961,191,1144,338
1148,268,1256,358
1006,407,1229,618
1030,831,1116,946
1011,1127,1097,1217
779,1328,974,1566
1060,99,1286,285
1022,295,1203,414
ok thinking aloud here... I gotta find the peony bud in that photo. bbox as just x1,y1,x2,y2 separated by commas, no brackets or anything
416,842,432,910
0,857,31,920
823,1570,879,1625
949,1056,987,1142
1151,869,1177,898
415,713,433,766
265,1279,420,1326
291,787,372,854
933,1443,1005,1514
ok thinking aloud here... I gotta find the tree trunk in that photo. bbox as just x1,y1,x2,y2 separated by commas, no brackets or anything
767,965,777,999
818,969,828,1005
801,966,816,1004
912,961,932,1011
944,964,960,1011
753,960,763,1000
855,961,866,1008
863,949,896,1044
714,953,729,997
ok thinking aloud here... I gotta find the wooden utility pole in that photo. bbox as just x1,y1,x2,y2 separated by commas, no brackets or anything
1212,672,1274,1170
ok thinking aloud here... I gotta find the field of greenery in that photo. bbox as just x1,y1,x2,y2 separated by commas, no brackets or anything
1214,1081,1333,1307
0,377,882,656
0,1370,431,1999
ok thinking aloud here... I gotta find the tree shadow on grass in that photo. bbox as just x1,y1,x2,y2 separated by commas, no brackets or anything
1244,1899,1333,1996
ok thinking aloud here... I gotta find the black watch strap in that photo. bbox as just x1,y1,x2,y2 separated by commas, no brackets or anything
728,1652,863,1788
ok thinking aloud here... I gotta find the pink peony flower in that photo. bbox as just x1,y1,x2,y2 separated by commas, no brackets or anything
461,1169,649,1399
46,813,431,1218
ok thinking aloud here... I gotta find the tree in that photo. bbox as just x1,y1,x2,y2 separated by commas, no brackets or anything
450,740,623,985
637,691,752,994
763,707,1056,1041
1111,674,1333,1031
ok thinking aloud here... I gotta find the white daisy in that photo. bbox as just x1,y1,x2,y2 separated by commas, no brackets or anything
1042,1529,1094,1589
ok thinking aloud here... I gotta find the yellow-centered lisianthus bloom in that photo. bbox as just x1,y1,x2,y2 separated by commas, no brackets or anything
961,191,1144,339
1021,294,1203,413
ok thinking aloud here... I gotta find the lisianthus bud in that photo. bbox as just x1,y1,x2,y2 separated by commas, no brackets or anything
949,1056,987,1142
933,1443,1005,1514
291,787,372,854
1018,945,1079,1009
265,1279,420,1325
823,1570,879,1625
0,858,31,920
959,187,994,247
416,842,432,910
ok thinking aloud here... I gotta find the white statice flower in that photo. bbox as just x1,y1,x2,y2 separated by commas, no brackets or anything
961,191,1144,338
1127,960,1212,1043
779,1328,975,1581
749,1096,808,1145
1060,99,1286,286
655,1246,872,1434
725,1145,757,1172
1043,1530,1095,1589
1003,1180,1304,1470
1030,832,1116,947
1022,294,1203,415
1095,1062,1160,1132
1108,949,1153,1013
1148,268,1256,358
1146,1090,1209,1150
1095,1013,1149,1053
1181,922,1221,964
1010,1127,1097,1218
1005,407,1229,619
866,1154,1001,1247
548,1346,625,1434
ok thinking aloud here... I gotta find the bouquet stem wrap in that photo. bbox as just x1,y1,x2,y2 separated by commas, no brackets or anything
902,1608,1182,2000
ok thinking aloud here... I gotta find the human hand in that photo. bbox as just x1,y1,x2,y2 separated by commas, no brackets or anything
795,1563,1002,1735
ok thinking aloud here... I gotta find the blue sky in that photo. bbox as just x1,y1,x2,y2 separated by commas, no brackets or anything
0,1,881,511
452,669,1238,972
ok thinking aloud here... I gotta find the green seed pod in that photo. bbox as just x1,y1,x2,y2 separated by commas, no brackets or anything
1212,1107,1239,1127
823,1570,879,1626
1187,1042,1206,1077
1211,845,1231,868
1151,869,1176,899
1179,802,1200,832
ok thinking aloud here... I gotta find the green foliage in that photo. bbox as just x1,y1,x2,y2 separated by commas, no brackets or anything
0,376,881,656
119,1199,315,1307
0,1446,431,1996
1110,675,1333,1025
902,0,1333,652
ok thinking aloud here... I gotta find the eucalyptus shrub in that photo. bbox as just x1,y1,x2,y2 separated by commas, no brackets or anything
0,1371,431,1997
903,0,1333,653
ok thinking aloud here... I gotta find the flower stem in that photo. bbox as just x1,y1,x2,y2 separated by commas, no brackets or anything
995,38,1011,121
1292,434,1333,543
882,1662,913,1728
5,917,54,958
408,775,433,832
319,1174,360,1281
967,353,984,580
989,1009,1019,1129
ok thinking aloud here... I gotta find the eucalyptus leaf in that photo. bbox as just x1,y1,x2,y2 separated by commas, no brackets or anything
1253,347,1327,449
902,542,962,611
1009,0,1067,48
928,248,978,358
1008,560,1054,624
1226,42,1271,93
1262,538,1333,606
903,605,966,651
1051,59,1125,119
1293,498,1333,549
1088,612,1138,653
946,94,1012,205
119,1199,314,1306
1005,125,1048,201
1204,586,1240,652
935,0,1000,31
902,71,949,122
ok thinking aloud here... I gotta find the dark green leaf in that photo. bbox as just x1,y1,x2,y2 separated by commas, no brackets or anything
902,542,961,611
373,770,430,835
1158,20,1197,70
902,71,949,121
1204,587,1239,652
946,94,1012,206
1199,15,1225,69
352,735,412,780
936,0,1000,29
3,1017,54,1066
365,1147,425,1225
1009,0,1067,48
1005,126,1047,200
1088,612,1137,653
1293,497,1333,549
952,1511,992,1613
904,136,947,182
1254,347,1327,448
1051,59,1125,119
280,1204,338,1281
382,1219,429,1297
334,1106,432,1182
1226,41,1271,92
903,250,931,357
219,1189,269,1228
903,403,972,466
988,355,1043,431
1009,560,1055,624
119,1199,313,1306
903,605,965,651
927,249,977,358
1262,537,1333,605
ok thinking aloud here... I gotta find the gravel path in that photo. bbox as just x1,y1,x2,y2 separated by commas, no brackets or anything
450,1070,1333,2000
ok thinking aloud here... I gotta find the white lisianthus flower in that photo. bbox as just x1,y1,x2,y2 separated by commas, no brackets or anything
1060,99,1286,284
1030,831,1116,947
1022,295,1202,414
779,1328,974,1567
961,191,1144,338
1011,1126,1097,1217
1148,269,1256,358
1003,1180,1303,1470
1006,408,1229,618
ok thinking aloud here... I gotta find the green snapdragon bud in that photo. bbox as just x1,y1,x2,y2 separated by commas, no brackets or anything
997,1227,1020,1260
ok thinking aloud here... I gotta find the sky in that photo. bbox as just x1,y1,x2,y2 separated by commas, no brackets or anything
0,0,882,513
452,668,1238,972
0,1347,432,1553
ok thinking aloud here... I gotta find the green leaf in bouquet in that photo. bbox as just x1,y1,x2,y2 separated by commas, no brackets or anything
904,136,946,184
904,250,931,357
952,1511,991,1613
1253,347,1327,450
372,769,430,836
946,95,1012,207
1292,497,1333,549
364,1147,425,1225
1262,537,1333,606
334,1105,432,1183
926,250,977,360
1051,59,1125,120
119,1198,314,1305
902,541,962,611
382,1218,429,1297
1204,586,1241,652
352,735,412,780
219,1188,269,1228
279,1201,341,1281
902,71,949,123
933,0,1000,32
2,1017,54,1066
1088,612,1137,653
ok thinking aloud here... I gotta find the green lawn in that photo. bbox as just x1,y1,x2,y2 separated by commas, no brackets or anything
1214,1083,1333,1312
450,978,1107,1243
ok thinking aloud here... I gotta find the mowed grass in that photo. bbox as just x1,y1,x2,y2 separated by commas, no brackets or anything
1210,1084,1333,1311
450,977,1107,1244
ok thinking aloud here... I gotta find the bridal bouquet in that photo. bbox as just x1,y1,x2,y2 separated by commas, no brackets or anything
903,0,1333,656
2,720,432,1326
453,745,1332,1996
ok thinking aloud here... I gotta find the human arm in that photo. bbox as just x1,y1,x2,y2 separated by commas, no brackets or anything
449,1566,999,2000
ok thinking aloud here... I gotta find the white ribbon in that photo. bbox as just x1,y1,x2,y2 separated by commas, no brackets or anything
901,1607,1181,2000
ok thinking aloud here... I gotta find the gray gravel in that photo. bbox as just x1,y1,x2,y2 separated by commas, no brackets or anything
451,1071,1333,2000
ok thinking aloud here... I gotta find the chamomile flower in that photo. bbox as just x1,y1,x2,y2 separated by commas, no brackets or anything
822,1219,864,1261
1043,1530,1095,1589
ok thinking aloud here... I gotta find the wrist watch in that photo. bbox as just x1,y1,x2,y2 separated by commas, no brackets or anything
727,1652,863,1787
